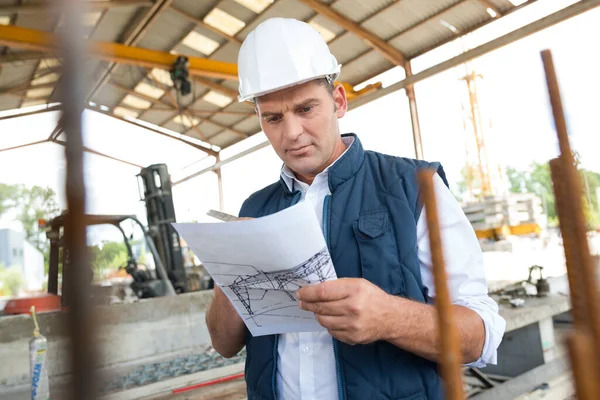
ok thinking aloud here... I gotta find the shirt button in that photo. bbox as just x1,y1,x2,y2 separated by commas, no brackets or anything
307,194,314,200
302,346,309,354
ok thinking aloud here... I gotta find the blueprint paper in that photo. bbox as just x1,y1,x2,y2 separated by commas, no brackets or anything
172,202,337,336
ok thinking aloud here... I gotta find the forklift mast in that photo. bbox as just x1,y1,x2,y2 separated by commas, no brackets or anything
137,164,187,293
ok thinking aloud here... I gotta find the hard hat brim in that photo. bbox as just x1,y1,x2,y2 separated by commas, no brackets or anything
237,65,342,103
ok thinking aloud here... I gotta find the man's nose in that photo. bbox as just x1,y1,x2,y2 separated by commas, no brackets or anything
282,114,303,141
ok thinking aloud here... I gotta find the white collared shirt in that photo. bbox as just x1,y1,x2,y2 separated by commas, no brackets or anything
276,136,506,400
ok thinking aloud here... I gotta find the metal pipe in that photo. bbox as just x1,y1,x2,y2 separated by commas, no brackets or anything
0,105,60,122
404,61,424,160
172,140,270,186
417,169,465,400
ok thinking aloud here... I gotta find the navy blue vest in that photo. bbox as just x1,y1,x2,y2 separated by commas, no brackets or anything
239,133,447,400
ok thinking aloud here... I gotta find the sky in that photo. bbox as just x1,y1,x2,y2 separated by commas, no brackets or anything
0,0,599,244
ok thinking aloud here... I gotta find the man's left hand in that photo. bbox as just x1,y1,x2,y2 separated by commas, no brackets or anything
296,278,395,345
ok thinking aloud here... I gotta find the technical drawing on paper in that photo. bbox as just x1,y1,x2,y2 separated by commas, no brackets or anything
172,201,338,336
204,246,336,330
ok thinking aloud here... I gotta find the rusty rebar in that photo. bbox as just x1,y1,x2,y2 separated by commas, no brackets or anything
542,48,600,359
549,159,587,329
418,169,465,400
567,330,600,400
542,48,600,397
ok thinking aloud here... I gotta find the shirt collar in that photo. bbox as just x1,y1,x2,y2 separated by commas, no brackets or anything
280,136,355,192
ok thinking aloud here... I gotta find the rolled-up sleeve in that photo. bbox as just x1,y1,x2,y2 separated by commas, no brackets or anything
416,173,506,368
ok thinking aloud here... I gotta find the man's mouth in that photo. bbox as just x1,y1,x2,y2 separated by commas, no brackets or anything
287,145,311,155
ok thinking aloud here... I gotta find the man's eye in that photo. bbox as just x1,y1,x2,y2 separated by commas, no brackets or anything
267,116,281,123
300,106,313,113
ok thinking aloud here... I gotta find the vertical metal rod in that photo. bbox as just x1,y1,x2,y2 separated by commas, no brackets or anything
567,331,600,400
216,155,225,212
549,159,587,329
405,61,424,160
57,0,98,398
542,49,600,366
418,169,464,400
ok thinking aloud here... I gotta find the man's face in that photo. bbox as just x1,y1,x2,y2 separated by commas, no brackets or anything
255,80,347,183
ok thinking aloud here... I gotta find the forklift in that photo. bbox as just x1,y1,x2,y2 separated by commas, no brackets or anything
43,163,208,307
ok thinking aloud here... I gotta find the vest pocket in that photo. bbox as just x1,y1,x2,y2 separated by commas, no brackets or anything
353,208,406,295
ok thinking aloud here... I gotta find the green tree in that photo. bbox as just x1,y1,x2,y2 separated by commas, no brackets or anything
0,184,62,273
18,186,61,252
505,167,526,193
88,240,128,279
0,183,21,217
0,267,25,296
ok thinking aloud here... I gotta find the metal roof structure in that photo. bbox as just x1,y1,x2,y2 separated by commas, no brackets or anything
0,0,598,169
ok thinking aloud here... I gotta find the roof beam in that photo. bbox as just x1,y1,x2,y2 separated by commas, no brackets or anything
0,139,48,153
85,0,174,102
0,0,152,14
0,50,46,64
86,103,219,157
168,5,243,45
52,138,145,169
0,25,238,80
297,0,406,67
0,105,61,122
192,76,240,99
146,71,211,142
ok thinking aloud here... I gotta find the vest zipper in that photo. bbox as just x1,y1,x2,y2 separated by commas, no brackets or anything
272,191,302,400
322,195,344,400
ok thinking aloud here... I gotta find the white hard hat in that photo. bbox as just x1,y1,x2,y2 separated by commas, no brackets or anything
237,17,341,102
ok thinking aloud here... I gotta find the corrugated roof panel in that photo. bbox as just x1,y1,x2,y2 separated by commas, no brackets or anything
496,0,522,12
172,0,221,20
328,32,371,66
138,109,176,126
0,96,21,112
208,41,242,65
207,113,247,128
339,50,393,86
196,119,226,136
207,130,241,148
93,86,129,109
443,0,491,33
93,7,150,42
162,118,192,134
391,19,456,58
219,0,257,23
362,0,462,40
308,14,345,40
190,98,221,112
331,0,395,24
235,0,314,41
137,12,197,51
0,63,36,90
232,115,261,134
13,12,58,32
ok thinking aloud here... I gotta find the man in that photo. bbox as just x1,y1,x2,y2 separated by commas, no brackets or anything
206,17,505,400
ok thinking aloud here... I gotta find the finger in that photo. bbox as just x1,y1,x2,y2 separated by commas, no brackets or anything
299,299,347,316
315,314,349,331
297,279,353,302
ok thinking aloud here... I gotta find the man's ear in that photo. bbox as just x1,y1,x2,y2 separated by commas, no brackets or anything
333,84,347,118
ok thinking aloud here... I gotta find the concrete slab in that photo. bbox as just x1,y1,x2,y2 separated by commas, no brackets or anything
0,290,215,392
